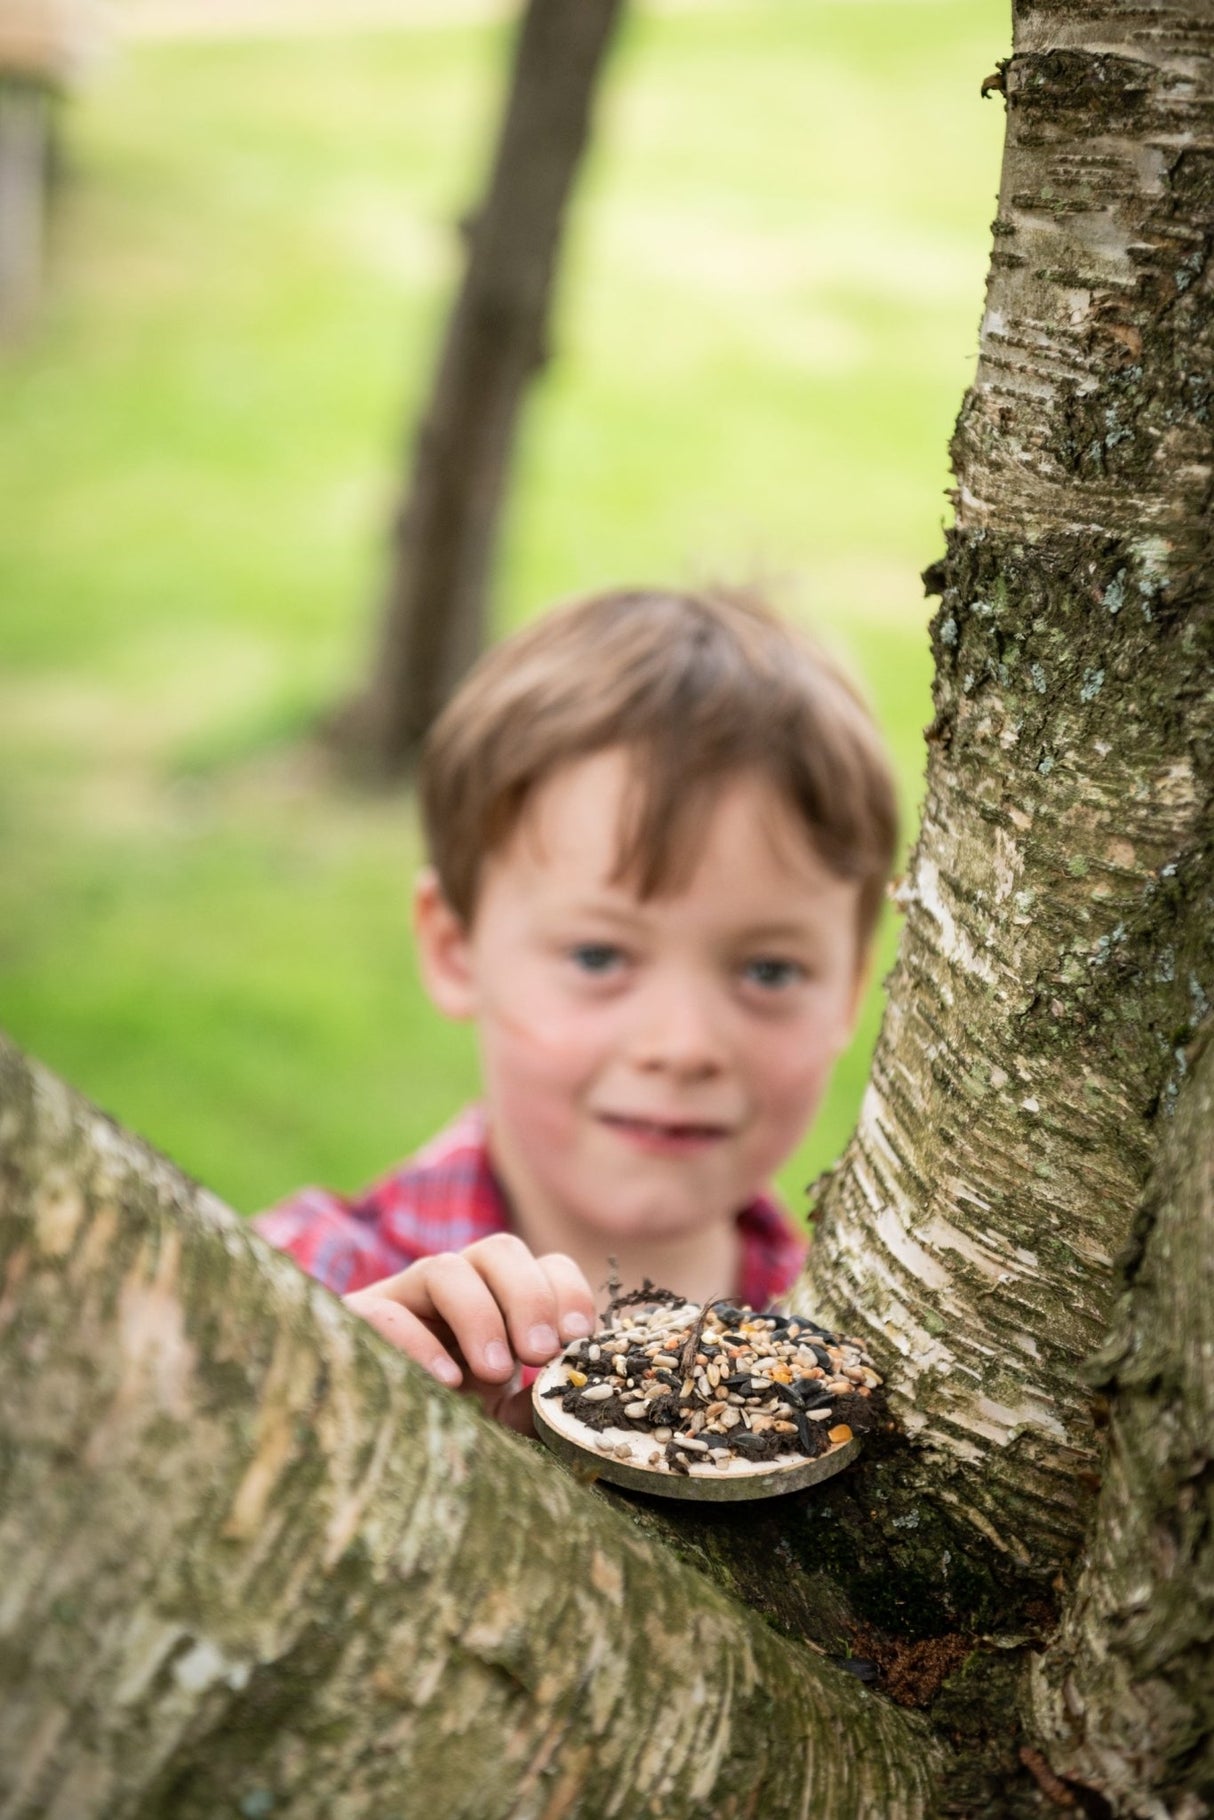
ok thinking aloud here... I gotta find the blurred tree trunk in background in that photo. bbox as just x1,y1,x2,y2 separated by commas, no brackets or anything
1,6,1211,1818
0,0,102,336
336,0,625,779
0,74,49,333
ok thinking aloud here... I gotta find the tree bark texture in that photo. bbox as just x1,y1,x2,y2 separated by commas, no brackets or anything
0,1036,945,1820
346,0,624,776
804,0,1213,1583
1030,1018,1214,1818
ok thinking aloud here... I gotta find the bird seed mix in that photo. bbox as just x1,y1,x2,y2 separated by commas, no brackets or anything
541,1285,887,1476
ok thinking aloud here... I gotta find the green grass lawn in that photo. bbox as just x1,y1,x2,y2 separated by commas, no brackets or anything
0,0,1007,1222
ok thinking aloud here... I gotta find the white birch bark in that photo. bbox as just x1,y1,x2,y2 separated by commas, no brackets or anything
803,0,1214,1580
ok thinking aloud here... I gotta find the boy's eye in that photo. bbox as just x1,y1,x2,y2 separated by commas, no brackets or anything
569,943,625,975
742,957,804,990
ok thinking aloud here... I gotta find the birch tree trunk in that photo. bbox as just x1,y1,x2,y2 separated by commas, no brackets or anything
338,0,624,777
803,0,1213,1587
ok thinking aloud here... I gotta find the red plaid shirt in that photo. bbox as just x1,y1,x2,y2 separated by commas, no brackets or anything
253,1104,807,1309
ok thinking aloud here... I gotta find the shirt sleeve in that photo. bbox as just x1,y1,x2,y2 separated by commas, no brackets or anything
250,1108,501,1299
251,1186,417,1297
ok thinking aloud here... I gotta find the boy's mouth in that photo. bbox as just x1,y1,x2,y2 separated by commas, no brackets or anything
596,1111,732,1151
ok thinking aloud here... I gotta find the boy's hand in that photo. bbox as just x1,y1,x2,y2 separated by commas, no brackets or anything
343,1234,597,1431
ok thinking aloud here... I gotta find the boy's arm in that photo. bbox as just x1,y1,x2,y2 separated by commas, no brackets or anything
344,1236,596,1431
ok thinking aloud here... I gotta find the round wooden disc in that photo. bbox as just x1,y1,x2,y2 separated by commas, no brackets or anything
532,1358,861,1502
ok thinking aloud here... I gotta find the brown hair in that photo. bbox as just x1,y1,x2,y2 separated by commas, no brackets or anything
420,587,898,941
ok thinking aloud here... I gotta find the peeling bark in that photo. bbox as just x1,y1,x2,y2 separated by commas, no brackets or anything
0,1037,944,1820
1030,1020,1214,1817
805,0,1213,1580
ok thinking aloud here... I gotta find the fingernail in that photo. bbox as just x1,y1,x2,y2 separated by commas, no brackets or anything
431,1357,461,1387
561,1312,593,1338
528,1324,559,1355
484,1340,512,1374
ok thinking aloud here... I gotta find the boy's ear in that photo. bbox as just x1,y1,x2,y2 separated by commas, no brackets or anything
413,868,477,1020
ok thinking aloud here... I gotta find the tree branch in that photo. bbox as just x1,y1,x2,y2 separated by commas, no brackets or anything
0,1035,943,1819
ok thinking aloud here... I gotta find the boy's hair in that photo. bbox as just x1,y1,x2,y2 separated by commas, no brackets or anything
420,587,898,942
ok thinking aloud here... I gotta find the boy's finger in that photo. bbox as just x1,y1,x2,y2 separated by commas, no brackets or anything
396,1251,519,1384
535,1251,598,1342
461,1232,567,1365
343,1288,463,1389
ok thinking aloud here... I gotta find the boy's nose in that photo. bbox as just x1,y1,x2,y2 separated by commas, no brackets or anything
629,978,727,1081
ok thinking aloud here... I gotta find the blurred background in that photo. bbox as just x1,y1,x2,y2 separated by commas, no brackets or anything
0,0,1006,1221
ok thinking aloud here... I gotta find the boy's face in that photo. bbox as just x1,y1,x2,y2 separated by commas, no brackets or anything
415,748,866,1259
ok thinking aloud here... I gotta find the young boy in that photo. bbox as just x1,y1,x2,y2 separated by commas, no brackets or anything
255,587,897,1428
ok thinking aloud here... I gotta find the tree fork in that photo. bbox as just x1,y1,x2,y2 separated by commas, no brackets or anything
0,1035,946,1820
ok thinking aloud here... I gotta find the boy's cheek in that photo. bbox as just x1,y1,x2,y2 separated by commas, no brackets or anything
481,988,611,1076
479,1028,589,1132
758,1045,840,1140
